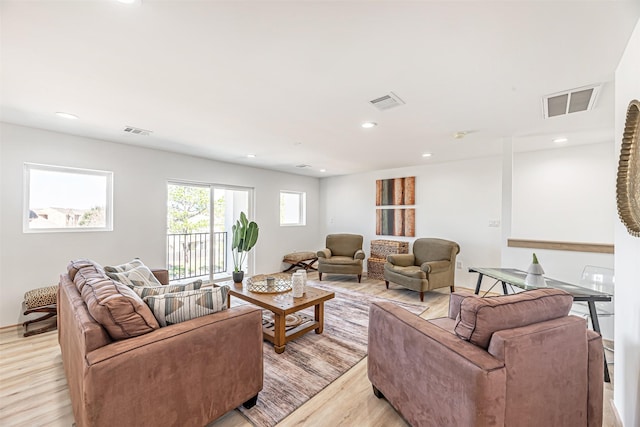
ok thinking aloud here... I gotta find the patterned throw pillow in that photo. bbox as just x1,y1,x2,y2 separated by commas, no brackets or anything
132,280,203,298
106,265,162,287
104,259,145,273
144,286,229,327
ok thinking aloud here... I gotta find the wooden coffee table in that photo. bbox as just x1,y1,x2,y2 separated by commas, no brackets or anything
227,282,335,353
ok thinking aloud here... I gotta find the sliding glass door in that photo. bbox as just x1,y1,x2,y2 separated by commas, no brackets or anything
167,182,252,283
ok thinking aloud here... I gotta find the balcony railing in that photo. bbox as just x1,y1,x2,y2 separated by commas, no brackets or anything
167,232,227,281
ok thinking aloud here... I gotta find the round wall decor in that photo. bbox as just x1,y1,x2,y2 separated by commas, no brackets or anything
616,99,640,237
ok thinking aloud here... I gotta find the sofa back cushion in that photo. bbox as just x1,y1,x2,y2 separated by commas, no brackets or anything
454,288,573,349
81,277,160,340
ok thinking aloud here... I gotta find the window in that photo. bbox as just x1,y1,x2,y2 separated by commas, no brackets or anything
280,191,306,226
24,163,113,232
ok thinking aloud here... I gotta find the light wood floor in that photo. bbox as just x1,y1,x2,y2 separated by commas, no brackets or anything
0,274,616,426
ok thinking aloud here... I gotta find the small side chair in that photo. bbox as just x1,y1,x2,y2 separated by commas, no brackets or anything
384,238,459,301
317,234,365,282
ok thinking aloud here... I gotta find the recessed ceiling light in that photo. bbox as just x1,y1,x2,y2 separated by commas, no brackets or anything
422,153,432,158
361,122,377,129
55,112,78,120
320,169,326,172
247,154,256,158
453,131,468,139
553,137,568,144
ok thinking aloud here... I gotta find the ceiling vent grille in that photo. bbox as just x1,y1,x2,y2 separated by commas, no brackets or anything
295,164,311,169
369,91,405,111
543,84,601,118
123,126,152,136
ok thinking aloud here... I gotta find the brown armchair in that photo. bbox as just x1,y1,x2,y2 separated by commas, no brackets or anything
384,238,459,301
317,234,365,282
368,288,604,427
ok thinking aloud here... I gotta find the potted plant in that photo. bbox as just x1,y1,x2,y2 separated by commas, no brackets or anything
231,211,259,283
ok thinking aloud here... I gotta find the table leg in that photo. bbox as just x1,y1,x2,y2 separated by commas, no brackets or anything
273,313,286,354
315,302,324,334
588,301,610,383
474,273,484,294
501,281,508,295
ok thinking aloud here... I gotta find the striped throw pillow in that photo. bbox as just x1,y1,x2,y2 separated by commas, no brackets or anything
144,286,229,327
106,265,162,287
132,280,203,298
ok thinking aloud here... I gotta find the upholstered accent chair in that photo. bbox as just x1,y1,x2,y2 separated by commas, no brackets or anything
317,234,365,282
384,238,459,301
368,288,604,427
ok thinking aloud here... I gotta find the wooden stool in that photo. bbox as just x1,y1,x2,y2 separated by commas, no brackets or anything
282,251,318,272
23,285,58,337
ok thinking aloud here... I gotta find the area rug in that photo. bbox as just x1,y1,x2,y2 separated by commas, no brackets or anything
236,280,427,427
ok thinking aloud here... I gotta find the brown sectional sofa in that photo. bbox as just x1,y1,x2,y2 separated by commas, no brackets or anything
58,259,263,427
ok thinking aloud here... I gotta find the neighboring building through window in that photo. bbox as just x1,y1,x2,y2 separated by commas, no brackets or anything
24,163,113,232
280,191,306,226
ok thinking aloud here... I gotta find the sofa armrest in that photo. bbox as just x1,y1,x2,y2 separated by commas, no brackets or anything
368,301,505,426
151,269,169,285
354,249,365,260
317,248,331,258
83,305,263,426
386,253,414,266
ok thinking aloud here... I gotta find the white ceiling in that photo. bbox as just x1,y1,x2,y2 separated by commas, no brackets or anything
2,1,639,177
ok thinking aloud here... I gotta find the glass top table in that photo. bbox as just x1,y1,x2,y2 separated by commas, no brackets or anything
468,267,612,382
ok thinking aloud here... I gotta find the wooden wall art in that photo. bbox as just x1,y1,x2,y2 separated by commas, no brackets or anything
376,208,415,237
376,176,415,206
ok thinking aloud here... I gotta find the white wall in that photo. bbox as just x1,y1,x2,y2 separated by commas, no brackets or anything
0,123,320,327
614,18,640,427
320,156,504,289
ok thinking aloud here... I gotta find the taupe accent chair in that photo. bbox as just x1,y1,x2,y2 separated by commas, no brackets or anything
384,238,459,301
317,234,366,282
368,288,604,427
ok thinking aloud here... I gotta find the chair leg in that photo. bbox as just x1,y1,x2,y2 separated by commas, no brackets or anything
385,280,389,289
420,291,424,302
372,385,385,399
318,272,323,281
357,274,362,283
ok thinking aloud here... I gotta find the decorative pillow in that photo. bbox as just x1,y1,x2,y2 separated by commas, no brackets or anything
106,265,162,287
132,280,203,298
144,286,229,327
81,277,160,340
104,259,145,274
454,288,573,349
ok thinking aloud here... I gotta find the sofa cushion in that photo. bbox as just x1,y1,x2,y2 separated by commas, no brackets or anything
132,280,203,298
67,259,105,281
81,277,160,340
144,286,229,327
106,265,162,287
104,258,145,273
454,288,573,349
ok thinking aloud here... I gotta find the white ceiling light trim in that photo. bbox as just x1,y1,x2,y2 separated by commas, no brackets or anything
361,122,377,128
55,112,78,120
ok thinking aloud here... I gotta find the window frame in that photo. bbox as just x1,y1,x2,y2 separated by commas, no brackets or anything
23,163,114,233
279,190,307,226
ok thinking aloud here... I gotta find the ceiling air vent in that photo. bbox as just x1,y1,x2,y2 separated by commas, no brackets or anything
123,126,153,136
369,91,405,111
543,84,601,118
295,164,311,169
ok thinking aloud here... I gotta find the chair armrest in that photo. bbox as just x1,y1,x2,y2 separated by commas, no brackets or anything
151,269,169,285
317,248,332,258
420,260,450,273
354,249,365,260
387,253,415,266
368,301,505,426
